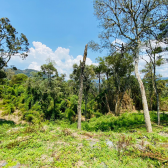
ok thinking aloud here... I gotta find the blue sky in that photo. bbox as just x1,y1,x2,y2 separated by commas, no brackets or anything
0,0,168,78
0,0,105,72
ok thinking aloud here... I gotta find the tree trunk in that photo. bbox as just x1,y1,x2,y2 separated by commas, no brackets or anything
153,56,160,125
115,93,119,116
99,72,101,94
150,95,153,111
77,44,88,130
135,57,152,132
84,94,87,121
105,93,111,113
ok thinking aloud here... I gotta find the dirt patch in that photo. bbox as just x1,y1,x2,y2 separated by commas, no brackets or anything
158,131,168,137
159,143,168,148
0,110,26,125
71,132,99,142
75,161,85,168
7,127,24,134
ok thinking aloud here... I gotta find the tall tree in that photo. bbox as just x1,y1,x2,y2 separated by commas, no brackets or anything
92,0,168,132
142,39,166,125
70,64,96,120
0,17,29,69
96,57,111,112
77,44,88,130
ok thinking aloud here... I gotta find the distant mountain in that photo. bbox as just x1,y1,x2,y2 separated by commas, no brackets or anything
5,68,39,77
14,69,39,77
161,77,168,80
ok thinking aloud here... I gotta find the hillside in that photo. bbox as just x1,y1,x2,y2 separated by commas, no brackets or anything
14,69,39,77
4,68,39,77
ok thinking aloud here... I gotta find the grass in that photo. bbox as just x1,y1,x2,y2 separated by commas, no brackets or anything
0,112,168,168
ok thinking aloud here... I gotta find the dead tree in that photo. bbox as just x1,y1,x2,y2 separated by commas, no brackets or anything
77,44,88,129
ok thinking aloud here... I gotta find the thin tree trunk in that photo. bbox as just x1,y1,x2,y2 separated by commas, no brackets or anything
150,95,153,111
115,93,119,116
135,57,152,132
105,93,111,113
153,55,160,125
84,94,87,121
99,72,100,94
77,44,88,130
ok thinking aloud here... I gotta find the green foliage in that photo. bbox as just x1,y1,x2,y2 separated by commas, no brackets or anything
22,110,43,124
94,111,103,118
0,69,7,79
82,113,145,132
65,108,76,123
10,73,28,85
3,103,15,115
0,113,168,167
0,17,29,69
0,86,3,98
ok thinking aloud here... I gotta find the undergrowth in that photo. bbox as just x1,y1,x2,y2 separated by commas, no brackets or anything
0,112,168,167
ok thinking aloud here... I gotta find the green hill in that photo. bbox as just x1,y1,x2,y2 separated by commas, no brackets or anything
7,69,39,77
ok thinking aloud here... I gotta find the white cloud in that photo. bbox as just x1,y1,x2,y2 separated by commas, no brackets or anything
8,41,97,79
28,62,41,71
112,39,125,45
139,40,168,78
140,40,168,53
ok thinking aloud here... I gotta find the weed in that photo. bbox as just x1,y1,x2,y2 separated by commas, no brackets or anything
117,135,133,158
61,128,72,136
6,140,20,149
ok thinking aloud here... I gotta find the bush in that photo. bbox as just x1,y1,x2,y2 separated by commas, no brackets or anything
6,87,15,95
22,110,43,124
94,111,103,118
3,99,10,105
82,113,145,132
3,103,15,115
65,108,76,123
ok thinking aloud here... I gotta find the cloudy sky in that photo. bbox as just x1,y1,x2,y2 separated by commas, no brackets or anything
1,0,167,78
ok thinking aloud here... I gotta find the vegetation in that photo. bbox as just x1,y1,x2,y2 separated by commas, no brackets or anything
0,17,29,70
0,113,168,167
0,0,168,167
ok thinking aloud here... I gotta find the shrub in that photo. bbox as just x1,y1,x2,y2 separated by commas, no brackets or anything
94,111,103,118
82,113,145,132
3,99,10,105
65,108,76,123
4,103,15,114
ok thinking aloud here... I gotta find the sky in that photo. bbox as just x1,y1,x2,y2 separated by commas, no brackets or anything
0,0,168,79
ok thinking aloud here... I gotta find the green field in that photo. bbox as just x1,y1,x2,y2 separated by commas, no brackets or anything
0,112,168,168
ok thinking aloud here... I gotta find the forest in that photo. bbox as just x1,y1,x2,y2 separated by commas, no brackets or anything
0,0,168,167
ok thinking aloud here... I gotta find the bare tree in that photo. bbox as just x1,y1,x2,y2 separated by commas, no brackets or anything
77,44,88,130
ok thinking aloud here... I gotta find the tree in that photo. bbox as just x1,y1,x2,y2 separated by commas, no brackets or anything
141,63,155,111
0,17,29,69
70,63,96,121
29,61,62,120
41,59,58,87
10,73,28,85
92,0,168,132
106,53,134,115
96,57,111,112
158,21,168,43
141,39,166,125
77,44,88,130
94,64,103,94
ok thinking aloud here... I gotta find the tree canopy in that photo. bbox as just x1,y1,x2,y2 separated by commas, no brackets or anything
0,17,29,70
